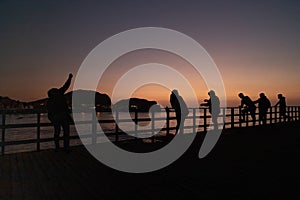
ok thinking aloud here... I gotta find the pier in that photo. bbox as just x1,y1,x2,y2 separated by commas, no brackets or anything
0,121,299,199
0,107,300,199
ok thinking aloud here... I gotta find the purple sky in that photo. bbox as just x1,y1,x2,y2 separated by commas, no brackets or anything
1,0,300,106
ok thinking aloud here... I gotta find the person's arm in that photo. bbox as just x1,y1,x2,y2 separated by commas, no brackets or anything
240,99,244,108
200,99,210,106
274,100,279,107
59,73,73,94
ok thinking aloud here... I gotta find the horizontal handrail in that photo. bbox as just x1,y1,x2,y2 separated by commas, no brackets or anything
1,106,300,155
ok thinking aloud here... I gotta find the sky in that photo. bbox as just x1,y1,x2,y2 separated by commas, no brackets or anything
1,0,300,107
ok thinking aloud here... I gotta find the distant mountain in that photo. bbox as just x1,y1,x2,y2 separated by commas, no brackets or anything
0,96,27,110
1,90,112,112
69,90,111,111
1,93,161,113
113,98,160,112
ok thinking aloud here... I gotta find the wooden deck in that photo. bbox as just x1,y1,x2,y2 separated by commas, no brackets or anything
1,122,300,199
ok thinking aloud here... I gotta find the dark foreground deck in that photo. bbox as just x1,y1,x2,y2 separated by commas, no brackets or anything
1,122,300,199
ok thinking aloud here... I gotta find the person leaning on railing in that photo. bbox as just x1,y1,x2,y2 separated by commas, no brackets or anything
253,93,271,125
275,93,290,121
238,93,256,124
200,90,220,129
46,73,73,152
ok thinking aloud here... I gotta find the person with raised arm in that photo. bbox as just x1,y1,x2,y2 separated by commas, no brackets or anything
47,73,73,152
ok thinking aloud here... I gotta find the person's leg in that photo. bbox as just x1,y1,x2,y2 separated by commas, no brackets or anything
240,109,246,121
62,118,70,151
179,115,185,134
212,115,218,130
258,111,263,125
53,124,60,150
262,110,267,125
176,112,181,134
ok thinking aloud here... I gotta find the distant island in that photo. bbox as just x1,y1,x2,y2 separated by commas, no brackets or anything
114,98,160,112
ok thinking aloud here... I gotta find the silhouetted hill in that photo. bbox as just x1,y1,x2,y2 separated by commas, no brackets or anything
0,96,27,110
25,90,111,111
69,90,111,111
114,98,160,112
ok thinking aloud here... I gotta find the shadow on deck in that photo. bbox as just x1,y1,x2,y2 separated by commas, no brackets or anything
1,122,300,199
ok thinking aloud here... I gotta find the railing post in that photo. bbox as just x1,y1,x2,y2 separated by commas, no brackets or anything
204,108,207,132
298,106,300,121
231,108,234,129
115,110,119,142
275,107,281,123
269,107,273,125
275,106,278,123
222,107,226,130
134,109,138,139
192,108,196,134
246,112,249,127
287,107,290,122
92,111,97,144
1,110,6,155
166,107,170,136
37,112,41,151
151,110,155,143
239,107,242,128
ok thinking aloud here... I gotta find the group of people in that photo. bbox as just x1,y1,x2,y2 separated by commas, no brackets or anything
238,92,289,125
170,89,289,134
47,73,290,151
169,89,221,133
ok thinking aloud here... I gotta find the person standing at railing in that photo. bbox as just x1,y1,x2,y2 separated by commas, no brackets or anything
238,93,256,124
254,93,271,125
200,90,220,129
47,73,73,152
170,89,189,134
275,94,289,121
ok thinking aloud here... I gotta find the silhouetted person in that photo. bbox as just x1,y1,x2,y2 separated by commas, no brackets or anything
47,73,73,152
200,90,220,129
238,93,256,124
275,93,289,120
170,89,189,134
254,93,271,125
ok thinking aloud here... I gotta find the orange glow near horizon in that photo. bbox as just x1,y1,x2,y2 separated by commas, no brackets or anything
2,46,300,107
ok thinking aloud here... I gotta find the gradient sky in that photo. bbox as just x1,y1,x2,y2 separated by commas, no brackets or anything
1,0,300,107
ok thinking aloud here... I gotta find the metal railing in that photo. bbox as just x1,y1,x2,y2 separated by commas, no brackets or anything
1,106,300,155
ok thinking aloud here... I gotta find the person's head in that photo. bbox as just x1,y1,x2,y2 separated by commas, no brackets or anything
208,90,215,96
172,89,179,96
259,93,265,98
47,88,59,98
238,93,244,99
277,94,283,99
